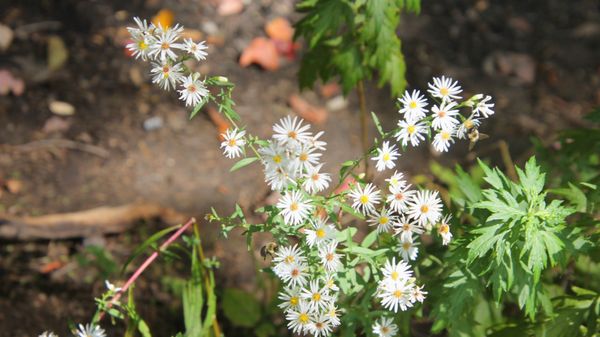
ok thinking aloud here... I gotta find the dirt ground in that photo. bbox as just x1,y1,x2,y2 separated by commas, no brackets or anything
0,0,599,335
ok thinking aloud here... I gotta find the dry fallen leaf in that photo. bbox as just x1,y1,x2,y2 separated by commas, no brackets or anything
47,35,69,71
218,0,244,16
320,82,341,98
0,24,14,51
152,9,175,28
0,69,25,96
5,179,23,194
206,106,231,141
265,17,294,42
181,29,204,41
49,100,75,116
239,37,279,71
289,94,328,125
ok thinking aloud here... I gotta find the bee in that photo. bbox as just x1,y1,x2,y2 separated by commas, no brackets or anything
468,128,489,151
260,242,279,260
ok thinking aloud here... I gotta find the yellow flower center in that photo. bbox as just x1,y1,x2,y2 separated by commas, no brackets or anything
409,101,417,109
138,41,148,50
439,224,449,234
161,42,170,50
311,174,319,181
290,202,299,211
393,290,403,298
290,296,299,306
382,327,390,334
359,195,369,204
316,228,326,238
326,253,334,261
464,119,474,129
441,131,451,140
407,125,416,134
288,131,297,139
379,216,389,225
162,65,170,74
440,87,449,96
273,155,282,164
403,223,410,231
284,256,295,264
228,139,236,147
382,153,390,162
299,313,310,324
420,205,429,213
437,110,446,118
391,271,399,280
402,242,411,250
312,293,321,301
299,153,308,162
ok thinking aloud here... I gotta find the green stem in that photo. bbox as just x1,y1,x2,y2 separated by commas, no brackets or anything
357,80,369,175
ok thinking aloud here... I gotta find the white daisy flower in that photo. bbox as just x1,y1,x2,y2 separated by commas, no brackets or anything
432,128,456,152
395,119,428,147
150,61,183,91
372,141,400,172
286,300,312,335
75,324,106,337
104,280,122,293
438,214,453,245
377,279,414,312
308,315,333,337
292,144,321,173
406,190,443,227
278,286,302,312
399,236,419,261
127,17,152,37
456,116,481,139
368,207,397,234
305,217,336,247
303,164,331,194
321,273,340,293
178,74,209,107
372,317,398,337
301,280,331,313
277,190,313,226
273,244,306,277
220,128,246,159
349,183,381,215
308,130,327,151
38,332,58,337
398,89,428,122
259,141,288,170
427,75,462,101
280,262,309,287
431,100,460,131
381,257,413,283
183,38,208,61
410,284,427,303
127,33,154,61
265,167,295,192
273,116,312,146
473,95,495,118
393,216,423,242
148,24,184,61
325,303,341,327
385,171,406,189
387,184,416,213
319,241,342,272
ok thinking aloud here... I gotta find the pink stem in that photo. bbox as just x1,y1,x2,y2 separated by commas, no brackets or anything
98,217,196,321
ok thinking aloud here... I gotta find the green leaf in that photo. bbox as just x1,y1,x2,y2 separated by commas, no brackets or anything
361,230,378,248
222,288,261,328
190,97,208,119
121,225,181,274
230,156,259,172
370,111,384,136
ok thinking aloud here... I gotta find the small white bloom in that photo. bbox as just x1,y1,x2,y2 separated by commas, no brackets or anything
321,273,340,293
220,128,246,159
395,119,428,147
386,184,416,213
305,217,336,247
148,24,184,61
292,144,321,173
265,167,296,192
432,128,456,152
280,262,309,287
38,332,58,337
183,38,208,61
410,284,427,303
127,17,152,37
150,61,183,91
381,257,413,283
368,207,397,234
325,303,341,327
399,236,419,261
385,171,406,189
273,244,306,277
286,300,312,335
406,190,443,227
104,280,122,293
393,216,423,242
456,116,481,139
372,317,398,337
278,286,302,312
473,95,494,118
308,130,327,151
308,315,333,337
438,214,453,245
319,241,342,272
277,190,313,226
349,183,381,215
431,100,460,131
377,279,414,312
303,163,331,194
301,280,331,313
178,74,209,107
372,141,400,172
273,116,312,146
398,89,428,122
427,75,462,101
75,324,106,337
127,34,154,61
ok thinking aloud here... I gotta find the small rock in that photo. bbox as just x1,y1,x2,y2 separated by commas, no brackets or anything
218,0,244,16
49,100,75,116
5,179,23,194
0,24,14,51
129,66,144,87
42,116,71,133
143,116,164,131
202,21,219,35
326,95,348,111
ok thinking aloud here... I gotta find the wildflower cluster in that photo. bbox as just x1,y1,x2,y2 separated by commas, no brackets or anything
127,17,209,106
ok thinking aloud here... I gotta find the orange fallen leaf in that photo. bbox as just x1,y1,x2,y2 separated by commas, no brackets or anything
152,9,175,28
334,176,356,195
265,17,294,42
5,179,23,194
289,94,327,125
320,82,340,98
206,106,231,141
39,260,65,274
273,40,301,60
239,37,279,71
181,29,204,41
